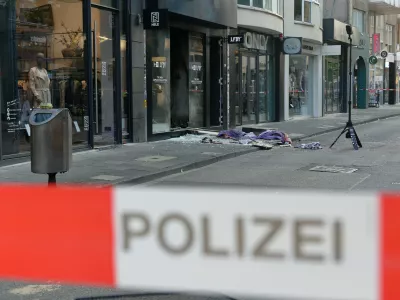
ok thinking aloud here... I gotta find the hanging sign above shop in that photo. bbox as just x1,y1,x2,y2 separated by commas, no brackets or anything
369,56,378,65
282,37,302,55
228,34,244,44
381,51,388,59
143,9,169,30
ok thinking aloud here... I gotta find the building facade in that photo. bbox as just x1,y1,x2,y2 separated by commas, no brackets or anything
230,0,283,126
0,0,238,161
323,0,370,114
368,1,400,106
282,0,324,120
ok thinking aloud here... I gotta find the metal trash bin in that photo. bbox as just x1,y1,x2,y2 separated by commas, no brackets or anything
29,108,72,175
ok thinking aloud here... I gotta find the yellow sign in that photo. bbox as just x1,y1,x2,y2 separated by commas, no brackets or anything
144,99,147,108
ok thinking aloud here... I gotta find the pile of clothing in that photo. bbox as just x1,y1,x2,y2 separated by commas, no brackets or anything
216,129,292,146
295,142,323,150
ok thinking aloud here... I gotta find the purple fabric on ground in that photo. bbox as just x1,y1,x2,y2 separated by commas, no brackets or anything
217,129,246,140
257,130,286,143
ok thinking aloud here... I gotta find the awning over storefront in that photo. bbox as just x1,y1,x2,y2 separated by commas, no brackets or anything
369,0,400,15
323,19,361,46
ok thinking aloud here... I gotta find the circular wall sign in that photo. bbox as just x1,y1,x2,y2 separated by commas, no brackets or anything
381,51,388,58
369,56,378,65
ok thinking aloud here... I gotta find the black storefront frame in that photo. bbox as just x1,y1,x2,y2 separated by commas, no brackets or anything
0,0,125,162
83,0,123,149
145,14,229,141
237,49,273,125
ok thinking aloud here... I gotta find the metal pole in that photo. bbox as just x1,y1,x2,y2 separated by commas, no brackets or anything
48,173,57,186
348,37,352,123
94,22,99,134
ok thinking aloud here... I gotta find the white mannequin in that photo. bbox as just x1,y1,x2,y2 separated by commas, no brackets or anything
29,53,51,108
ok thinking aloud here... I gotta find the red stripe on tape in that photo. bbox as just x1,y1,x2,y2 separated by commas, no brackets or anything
0,185,115,287
380,193,400,300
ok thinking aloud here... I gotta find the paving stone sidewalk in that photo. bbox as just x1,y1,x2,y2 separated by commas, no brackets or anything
1,105,399,185
0,141,257,185
242,105,400,140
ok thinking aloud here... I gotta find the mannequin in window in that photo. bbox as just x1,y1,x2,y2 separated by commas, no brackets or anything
29,53,51,108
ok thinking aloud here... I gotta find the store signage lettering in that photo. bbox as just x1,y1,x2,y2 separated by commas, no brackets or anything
30,36,46,44
143,9,169,30
6,99,19,134
373,33,380,54
228,34,244,44
122,213,344,262
303,44,314,51
243,32,269,51
150,12,159,27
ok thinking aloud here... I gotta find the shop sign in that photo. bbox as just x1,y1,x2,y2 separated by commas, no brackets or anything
228,34,244,44
381,51,388,58
152,57,168,84
321,45,341,56
282,37,302,55
143,9,169,30
30,36,46,44
303,44,314,51
369,56,378,65
373,33,380,54
242,32,269,51
6,99,19,134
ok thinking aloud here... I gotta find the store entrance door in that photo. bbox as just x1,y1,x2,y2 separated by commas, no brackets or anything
241,54,257,125
324,57,341,114
91,7,117,146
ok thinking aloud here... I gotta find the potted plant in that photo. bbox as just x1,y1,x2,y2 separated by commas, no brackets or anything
55,21,83,58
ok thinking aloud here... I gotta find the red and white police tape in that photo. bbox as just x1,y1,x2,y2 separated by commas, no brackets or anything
0,185,399,300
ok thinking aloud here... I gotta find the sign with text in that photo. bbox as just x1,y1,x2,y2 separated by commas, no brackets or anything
143,9,169,30
373,33,380,54
282,37,302,55
227,34,244,44
115,188,378,300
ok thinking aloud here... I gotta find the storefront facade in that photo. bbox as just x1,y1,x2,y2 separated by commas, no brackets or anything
145,0,237,139
231,29,275,126
0,0,127,161
288,42,323,118
0,0,238,161
322,19,369,114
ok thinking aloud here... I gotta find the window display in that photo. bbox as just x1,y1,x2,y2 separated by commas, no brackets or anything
289,55,312,117
1,0,86,156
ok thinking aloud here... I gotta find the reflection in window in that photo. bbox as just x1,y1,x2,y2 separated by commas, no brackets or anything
294,0,312,23
237,0,282,15
6,0,86,156
289,55,312,117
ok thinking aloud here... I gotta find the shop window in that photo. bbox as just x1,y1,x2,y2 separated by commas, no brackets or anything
147,30,171,134
289,55,312,117
238,0,251,5
294,0,311,23
237,0,282,15
1,0,86,156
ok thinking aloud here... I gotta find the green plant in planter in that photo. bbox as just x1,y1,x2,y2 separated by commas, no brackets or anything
54,21,83,58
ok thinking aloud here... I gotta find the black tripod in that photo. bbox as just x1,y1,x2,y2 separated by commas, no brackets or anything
330,25,362,151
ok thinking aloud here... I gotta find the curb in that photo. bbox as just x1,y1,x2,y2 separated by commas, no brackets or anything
115,113,400,185
293,113,400,142
115,147,260,186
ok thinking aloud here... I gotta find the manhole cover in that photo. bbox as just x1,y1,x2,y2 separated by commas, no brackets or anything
136,155,176,162
309,165,358,174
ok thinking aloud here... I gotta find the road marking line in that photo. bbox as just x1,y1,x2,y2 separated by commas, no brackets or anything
349,174,371,191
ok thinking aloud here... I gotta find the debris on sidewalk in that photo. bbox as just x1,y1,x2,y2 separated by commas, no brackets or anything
295,142,323,150
169,129,292,150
